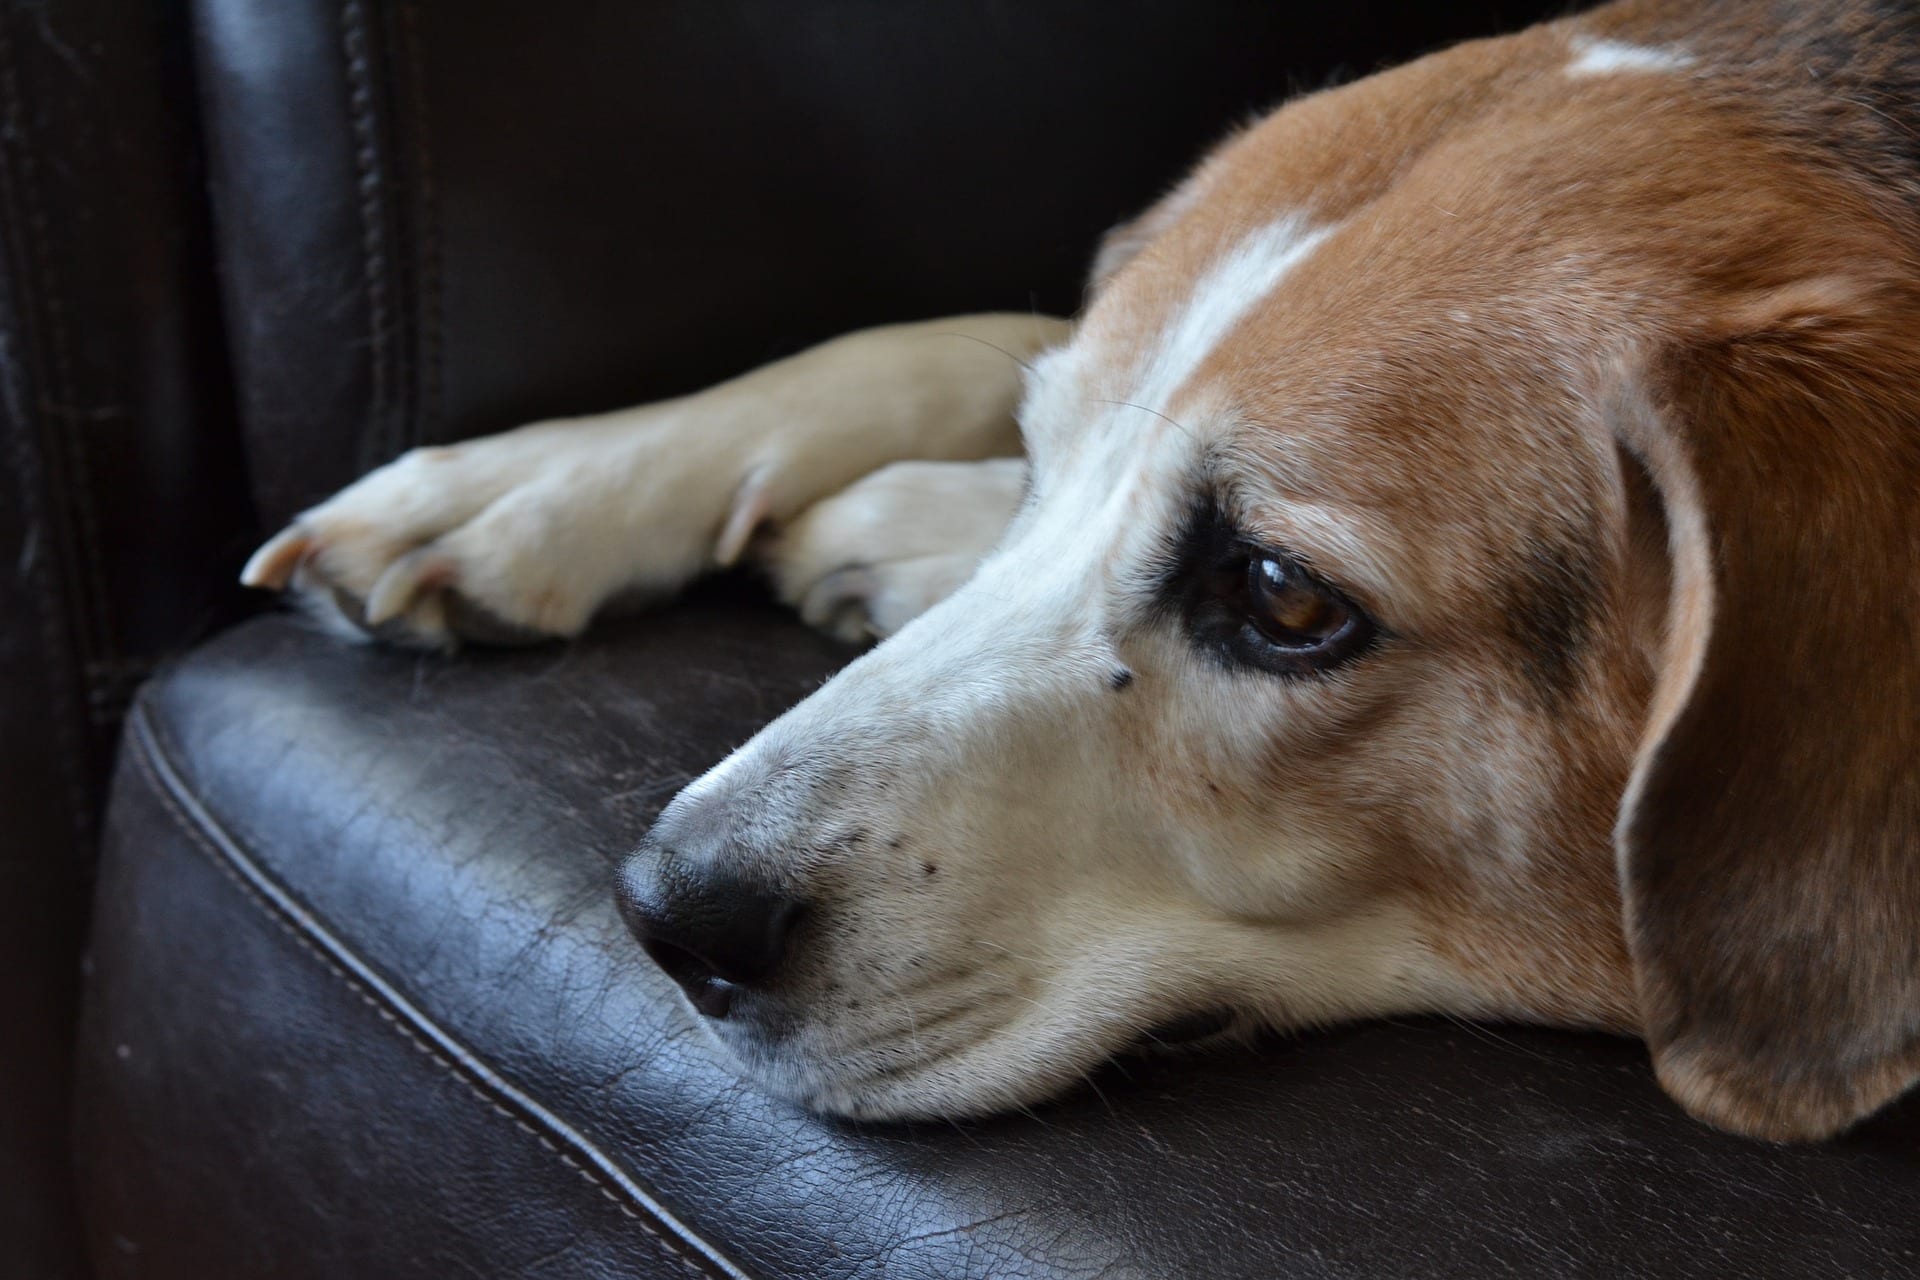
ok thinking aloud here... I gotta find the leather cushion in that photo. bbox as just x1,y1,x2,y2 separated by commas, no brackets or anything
79,595,1920,1278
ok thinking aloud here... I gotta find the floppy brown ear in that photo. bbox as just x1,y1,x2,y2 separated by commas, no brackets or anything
1612,282,1920,1141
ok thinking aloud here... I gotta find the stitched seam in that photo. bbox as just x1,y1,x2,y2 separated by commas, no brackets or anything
127,712,733,1280
366,0,418,458
398,0,441,446
126,707,751,1280
342,0,393,470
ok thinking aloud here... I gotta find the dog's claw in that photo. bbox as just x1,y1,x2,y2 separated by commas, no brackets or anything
365,549,455,627
714,463,776,568
240,526,311,590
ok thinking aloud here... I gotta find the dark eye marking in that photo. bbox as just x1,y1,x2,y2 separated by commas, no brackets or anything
1158,495,1377,677
1503,527,1602,705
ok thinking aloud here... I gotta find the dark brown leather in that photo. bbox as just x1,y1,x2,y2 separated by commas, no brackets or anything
78,604,1920,1279
0,0,246,1274
191,0,1567,530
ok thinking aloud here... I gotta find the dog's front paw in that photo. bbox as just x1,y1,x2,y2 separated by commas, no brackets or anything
241,415,744,648
767,459,1026,643
241,442,593,648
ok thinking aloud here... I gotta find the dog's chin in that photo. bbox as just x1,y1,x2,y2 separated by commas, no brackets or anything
706,1028,1079,1122
699,1001,1248,1123
771,1050,1110,1124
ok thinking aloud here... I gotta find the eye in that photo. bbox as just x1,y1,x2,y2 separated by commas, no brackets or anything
1246,554,1349,649
1163,499,1378,677
1228,550,1373,673
1185,546,1375,676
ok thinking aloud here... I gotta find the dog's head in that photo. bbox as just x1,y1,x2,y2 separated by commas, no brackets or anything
620,15,1920,1141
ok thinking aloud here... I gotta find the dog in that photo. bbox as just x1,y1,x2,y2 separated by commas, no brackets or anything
241,0,1920,1142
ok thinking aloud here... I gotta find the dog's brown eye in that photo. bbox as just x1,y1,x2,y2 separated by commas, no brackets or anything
1247,555,1347,647
1165,498,1377,677
1223,548,1374,674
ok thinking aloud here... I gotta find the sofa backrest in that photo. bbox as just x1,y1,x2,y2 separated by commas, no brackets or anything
191,0,1567,530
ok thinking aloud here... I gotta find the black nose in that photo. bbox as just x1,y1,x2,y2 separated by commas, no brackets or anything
615,853,803,1019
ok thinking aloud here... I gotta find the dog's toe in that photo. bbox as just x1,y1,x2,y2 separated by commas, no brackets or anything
798,566,884,643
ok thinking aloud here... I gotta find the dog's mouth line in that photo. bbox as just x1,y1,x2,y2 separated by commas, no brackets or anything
852,1028,985,1085
775,1024,998,1117
1131,1007,1238,1050
783,997,1244,1105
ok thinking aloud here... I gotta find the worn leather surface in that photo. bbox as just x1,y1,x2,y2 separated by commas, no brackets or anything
78,599,1920,1279
191,0,1568,530
0,0,245,1275
77,740,735,1280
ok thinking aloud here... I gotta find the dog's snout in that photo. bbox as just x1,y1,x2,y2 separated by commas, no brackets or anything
616,850,803,1019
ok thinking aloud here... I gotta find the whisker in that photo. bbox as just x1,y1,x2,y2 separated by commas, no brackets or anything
886,965,985,1002
931,329,1040,377
1093,397,1197,442
896,983,923,1064
1848,93,1920,144
937,1112,987,1149
1434,1010,1558,1061
970,938,1051,968
1082,1070,1120,1120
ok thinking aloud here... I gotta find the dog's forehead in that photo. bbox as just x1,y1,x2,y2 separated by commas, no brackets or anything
1046,242,1603,633
1046,47,1655,617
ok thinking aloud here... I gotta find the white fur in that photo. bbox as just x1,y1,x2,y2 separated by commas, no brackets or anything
640,260,1472,1117
1130,214,1336,416
1566,37,1693,77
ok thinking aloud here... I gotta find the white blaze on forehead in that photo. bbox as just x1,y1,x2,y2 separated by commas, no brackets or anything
1565,36,1693,77
1128,213,1336,415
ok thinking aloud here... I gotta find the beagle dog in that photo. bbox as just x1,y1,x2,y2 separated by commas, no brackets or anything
243,0,1920,1142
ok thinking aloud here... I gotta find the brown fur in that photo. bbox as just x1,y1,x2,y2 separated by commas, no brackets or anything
1094,0,1920,1137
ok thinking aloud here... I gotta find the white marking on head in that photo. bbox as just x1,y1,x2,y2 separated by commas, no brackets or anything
1565,37,1694,78
1130,214,1337,415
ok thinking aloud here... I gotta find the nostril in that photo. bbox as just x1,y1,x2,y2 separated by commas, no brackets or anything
616,849,807,1019
640,939,740,1019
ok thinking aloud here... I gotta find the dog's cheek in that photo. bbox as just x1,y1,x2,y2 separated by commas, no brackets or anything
1125,662,1420,921
1346,660,1642,1029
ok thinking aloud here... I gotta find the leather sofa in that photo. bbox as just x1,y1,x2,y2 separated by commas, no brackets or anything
7,1,1915,1276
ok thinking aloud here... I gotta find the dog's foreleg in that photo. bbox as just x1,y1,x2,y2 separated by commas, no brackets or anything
240,314,1068,647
